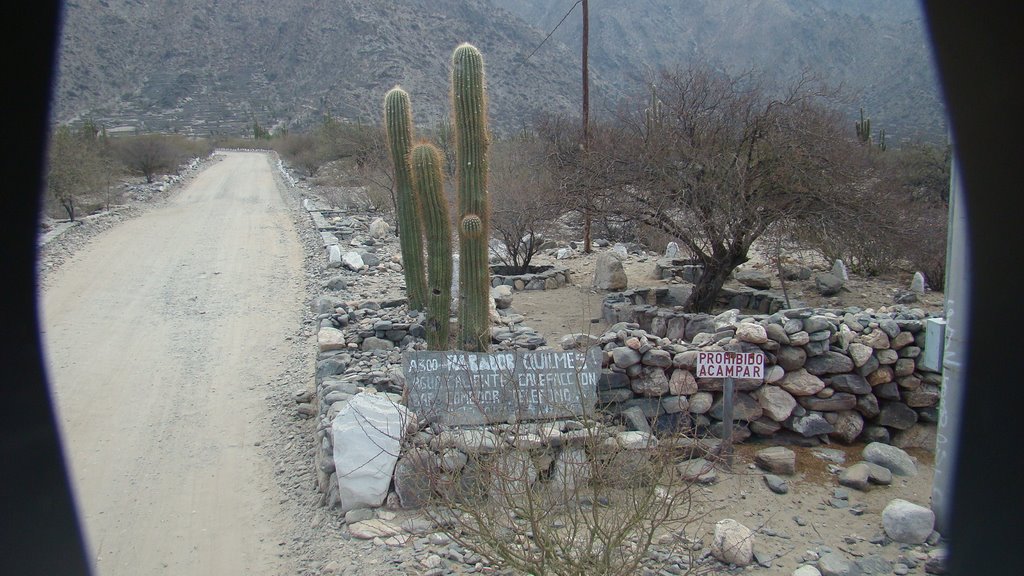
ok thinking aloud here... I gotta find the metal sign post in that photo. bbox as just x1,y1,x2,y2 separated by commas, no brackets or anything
722,375,735,469
695,350,766,471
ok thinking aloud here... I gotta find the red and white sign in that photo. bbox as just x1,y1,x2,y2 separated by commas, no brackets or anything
695,351,765,379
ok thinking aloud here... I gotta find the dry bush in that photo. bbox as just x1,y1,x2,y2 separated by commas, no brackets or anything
399,357,709,576
489,136,561,273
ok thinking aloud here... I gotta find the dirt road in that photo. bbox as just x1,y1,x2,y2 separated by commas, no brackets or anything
41,151,307,576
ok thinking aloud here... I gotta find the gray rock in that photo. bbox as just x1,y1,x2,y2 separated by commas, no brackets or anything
798,392,857,412
491,284,514,309
877,402,918,430
368,217,390,238
911,271,927,293
324,276,348,291
785,412,834,437
804,352,855,375
736,269,772,289
342,251,365,271
756,385,798,422
818,551,854,576
838,462,872,491
776,346,808,371
827,374,871,394
711,519,754,566
882,499,935,544
620,406,652,433
764,474,789,494
710,392,763,422
754,446,796,475
862,442,918,476
593,252,628,290
832,259,849,281
678,458,718,484
829,410,864,444
815,273,844,296
854,554,892,575
778,369,825,396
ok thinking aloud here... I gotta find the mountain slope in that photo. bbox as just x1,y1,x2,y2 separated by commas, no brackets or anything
53,0,586,135
53,0,946,142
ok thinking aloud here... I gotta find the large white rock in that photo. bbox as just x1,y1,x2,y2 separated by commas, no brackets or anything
317,326,346,352
332,393,410,513
882,499,935,543
592,252,628,290
342,251,365,271
711,518,755,566
368,217,390,239
327,244,343,266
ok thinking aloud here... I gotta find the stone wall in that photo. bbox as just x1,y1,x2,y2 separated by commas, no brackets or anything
583,305,942,449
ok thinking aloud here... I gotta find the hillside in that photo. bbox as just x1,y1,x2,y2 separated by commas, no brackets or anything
52,0,946,142
52,0,586,135
501,0,947,144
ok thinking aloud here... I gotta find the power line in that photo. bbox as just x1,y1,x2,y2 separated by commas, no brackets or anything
511,0,583,76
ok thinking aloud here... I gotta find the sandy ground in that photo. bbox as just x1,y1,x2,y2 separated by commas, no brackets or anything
40,151,308,576
512,250,946,348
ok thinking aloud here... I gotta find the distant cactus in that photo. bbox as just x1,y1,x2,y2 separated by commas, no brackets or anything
855,107,871,145
877,128,887,151
384,87,428,310
644,83,663,139
409,143,453,350
451,43,491,352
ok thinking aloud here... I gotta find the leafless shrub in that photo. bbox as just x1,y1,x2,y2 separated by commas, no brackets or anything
489,135,561,273
399,359,708,576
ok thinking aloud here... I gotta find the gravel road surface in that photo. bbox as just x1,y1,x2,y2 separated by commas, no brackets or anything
41,151,307,576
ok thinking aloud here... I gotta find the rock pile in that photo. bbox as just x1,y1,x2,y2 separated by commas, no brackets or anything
590,305,942,448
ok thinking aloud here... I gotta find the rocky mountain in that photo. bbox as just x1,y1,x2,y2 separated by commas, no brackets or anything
52,0,946,143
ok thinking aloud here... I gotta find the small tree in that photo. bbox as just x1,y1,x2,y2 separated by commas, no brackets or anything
44,124,109,221
615,65,859,312
113,134,178,183
489,135,559,273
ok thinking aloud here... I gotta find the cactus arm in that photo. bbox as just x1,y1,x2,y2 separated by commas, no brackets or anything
384,86,428,310
410,143,453,350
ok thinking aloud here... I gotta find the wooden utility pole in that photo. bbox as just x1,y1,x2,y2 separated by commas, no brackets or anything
581,0,592,253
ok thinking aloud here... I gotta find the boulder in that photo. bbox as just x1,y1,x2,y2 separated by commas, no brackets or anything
754,446,796,475
882,499,935,544
756,385,798,422
593,252,629,290
711,519,755,566
736,269,773,289
815,273,844,296
368,217,390,238
862,442,918,476
333,393,410,513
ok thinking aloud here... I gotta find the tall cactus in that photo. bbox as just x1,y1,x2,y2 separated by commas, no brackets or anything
451,43,491,352
409,143,453,350
384,87,428,310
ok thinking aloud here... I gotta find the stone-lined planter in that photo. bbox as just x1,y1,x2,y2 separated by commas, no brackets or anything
490,264,572,291
604,286,799,323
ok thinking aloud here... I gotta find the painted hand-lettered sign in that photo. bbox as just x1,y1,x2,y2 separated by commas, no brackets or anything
402,348,601,425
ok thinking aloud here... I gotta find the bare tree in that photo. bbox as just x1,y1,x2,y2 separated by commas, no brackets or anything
489,135,560,273
113,134,179,183
615,65,859,312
